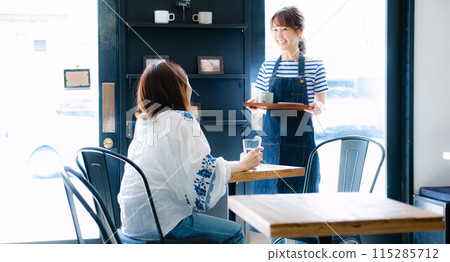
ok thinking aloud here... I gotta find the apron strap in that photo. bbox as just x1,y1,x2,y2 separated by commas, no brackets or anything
269,52,306,86
269,56,283,83
298,51,305,77
270,52,306,79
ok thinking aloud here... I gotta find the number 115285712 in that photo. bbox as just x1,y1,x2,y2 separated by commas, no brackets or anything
372,248,438,259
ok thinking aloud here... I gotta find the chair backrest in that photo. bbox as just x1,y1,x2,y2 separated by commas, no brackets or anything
303,136,385,193
58,166,121,244
76,147,165,243
76,149,120,228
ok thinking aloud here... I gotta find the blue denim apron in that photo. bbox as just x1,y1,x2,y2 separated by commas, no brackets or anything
251,53,320,194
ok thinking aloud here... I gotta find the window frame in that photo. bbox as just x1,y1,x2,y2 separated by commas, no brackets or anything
386,0,414,204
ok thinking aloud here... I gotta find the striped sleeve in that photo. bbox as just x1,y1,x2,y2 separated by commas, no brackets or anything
314,61,328,94
254,62,270,92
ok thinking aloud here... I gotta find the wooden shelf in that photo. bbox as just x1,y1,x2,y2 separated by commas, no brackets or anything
126,74,247,80
127,22,248,29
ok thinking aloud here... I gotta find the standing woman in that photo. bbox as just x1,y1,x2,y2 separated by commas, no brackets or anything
248,6,328,194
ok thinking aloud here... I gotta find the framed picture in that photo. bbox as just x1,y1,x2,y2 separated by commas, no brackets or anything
188,103,201,121
197,56,224,74
64,69,90,89
143,55,169,69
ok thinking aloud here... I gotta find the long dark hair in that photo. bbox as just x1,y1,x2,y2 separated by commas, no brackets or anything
135,61,189,119
271,6,306,53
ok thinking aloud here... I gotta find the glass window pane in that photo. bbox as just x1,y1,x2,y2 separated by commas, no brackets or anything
0,0,99,243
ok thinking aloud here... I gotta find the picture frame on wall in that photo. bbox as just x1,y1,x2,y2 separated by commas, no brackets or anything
188,103,201,121
143,55,170,69
197,56,223,74
64,69,91,89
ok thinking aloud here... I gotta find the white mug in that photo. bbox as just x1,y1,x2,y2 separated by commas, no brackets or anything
192,11,212,24
154,10,175,24
258,92,274,103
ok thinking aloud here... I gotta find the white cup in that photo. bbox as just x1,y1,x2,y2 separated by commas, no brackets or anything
154,10,175,24
192,11,212,24
258,92,274,103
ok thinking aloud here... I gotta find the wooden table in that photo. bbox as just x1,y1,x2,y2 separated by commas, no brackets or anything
229,164,304,183
229,193,445,238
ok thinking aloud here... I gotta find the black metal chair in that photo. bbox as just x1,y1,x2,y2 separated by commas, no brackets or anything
58,166,121,244
275,135,386,244
303,135,385,194
75,147,220,244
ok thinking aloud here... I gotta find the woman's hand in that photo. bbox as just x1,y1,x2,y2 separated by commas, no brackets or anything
245,97,259,112
305,101,325,115
239,146,263,171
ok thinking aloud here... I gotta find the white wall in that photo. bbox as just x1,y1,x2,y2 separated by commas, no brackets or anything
414,0,450,192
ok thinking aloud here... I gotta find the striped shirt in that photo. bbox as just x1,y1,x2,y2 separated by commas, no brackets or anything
254,58,328,103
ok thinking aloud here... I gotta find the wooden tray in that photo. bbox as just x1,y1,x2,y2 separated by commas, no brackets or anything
244,102,309,110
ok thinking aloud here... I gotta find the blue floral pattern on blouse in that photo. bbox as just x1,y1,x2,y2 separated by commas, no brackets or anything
176,111,194,120
191,154,217,212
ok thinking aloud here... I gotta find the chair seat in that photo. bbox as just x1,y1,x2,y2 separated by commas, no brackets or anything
117,228,220,244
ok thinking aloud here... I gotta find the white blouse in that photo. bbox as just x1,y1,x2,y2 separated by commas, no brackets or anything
118,110,231,240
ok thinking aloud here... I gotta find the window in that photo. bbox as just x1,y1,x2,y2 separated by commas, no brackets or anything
34,40,46,52
0,0,99,243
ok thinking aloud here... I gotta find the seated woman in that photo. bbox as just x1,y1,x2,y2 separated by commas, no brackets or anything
118,61,262,244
